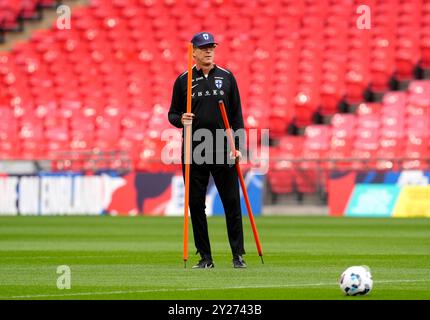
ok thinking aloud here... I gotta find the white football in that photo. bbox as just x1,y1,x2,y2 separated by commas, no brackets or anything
339,265,373,296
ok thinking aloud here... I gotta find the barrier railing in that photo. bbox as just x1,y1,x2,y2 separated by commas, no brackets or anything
50,149,133,172
267,157,430,204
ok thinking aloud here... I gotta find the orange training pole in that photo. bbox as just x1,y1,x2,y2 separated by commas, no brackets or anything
218,100,264,263
183,43,193,267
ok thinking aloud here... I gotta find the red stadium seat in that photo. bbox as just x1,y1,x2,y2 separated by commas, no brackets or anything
375,138,404,170
304,125,331,154
267,147,295,196
331,114,356,136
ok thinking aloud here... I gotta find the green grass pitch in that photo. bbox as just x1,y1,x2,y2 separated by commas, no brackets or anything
0,216,429,300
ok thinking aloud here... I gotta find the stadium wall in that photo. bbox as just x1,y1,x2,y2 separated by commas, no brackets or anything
0,171,264,216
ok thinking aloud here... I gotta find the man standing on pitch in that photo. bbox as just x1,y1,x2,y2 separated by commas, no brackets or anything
168,32,247,268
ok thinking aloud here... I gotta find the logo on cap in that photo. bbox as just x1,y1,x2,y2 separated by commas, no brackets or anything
192,32,217,47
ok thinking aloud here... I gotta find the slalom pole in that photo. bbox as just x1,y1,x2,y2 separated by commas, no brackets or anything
183,43,193,268
218,100,264,264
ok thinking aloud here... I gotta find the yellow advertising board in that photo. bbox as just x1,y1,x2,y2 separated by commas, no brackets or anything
393,186,430,217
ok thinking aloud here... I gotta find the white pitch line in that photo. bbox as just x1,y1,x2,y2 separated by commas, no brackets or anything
2,283,333,299
2,279,430,299
0,255,132,260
